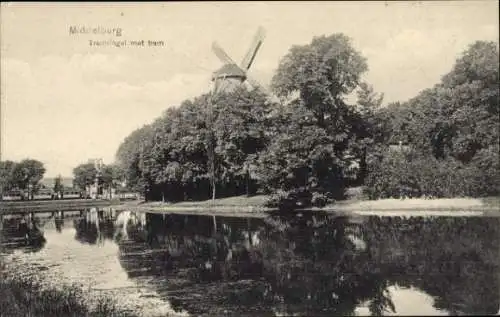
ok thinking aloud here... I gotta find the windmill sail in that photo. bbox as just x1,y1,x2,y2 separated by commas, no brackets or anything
212,42,236,65
211,26,271,97
240,26,266,71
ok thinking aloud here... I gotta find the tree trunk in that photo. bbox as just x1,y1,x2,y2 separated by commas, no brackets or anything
245,170,250,197
211,178,216,201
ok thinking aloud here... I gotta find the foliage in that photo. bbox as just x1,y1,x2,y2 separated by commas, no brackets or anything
365,145,500,199
350,82,385,184
72,162,97,190
101,164,124,188
2,159,46,199
115,87,274,202
0,160,17,193
366,40,499,199
271,33,368,125
72,161,125,197
257,33,371,207
0,268,138,317
115,37,498,205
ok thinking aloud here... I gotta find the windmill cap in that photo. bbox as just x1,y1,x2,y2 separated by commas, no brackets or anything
212,63,246,80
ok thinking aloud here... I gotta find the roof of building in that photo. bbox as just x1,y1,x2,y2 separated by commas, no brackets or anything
212,63,246,80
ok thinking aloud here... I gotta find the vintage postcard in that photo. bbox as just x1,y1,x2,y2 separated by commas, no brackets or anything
1,2,499,316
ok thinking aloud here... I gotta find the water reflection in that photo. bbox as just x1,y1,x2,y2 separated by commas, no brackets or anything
0,212,47,253
1,209,499,316
111,212,499,316
54,211,64,233
73,208,116,245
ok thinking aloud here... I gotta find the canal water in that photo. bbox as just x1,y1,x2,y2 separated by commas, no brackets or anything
1,208,499,316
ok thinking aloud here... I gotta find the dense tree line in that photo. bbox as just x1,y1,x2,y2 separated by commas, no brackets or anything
365,41,499,198
116,33,378,206
115,34,498,205
116,88,275,202
0,159,46,199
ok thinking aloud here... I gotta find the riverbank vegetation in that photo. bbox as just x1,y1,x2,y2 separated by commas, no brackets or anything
114,35,498,209
0,159,46,199
0,260,137,317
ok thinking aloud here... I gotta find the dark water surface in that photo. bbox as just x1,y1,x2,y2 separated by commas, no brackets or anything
1,209,499,316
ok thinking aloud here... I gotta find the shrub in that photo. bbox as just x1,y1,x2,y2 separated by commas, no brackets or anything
265,189,311,210
364,147,499,199
311,192,334,207
0,262,138,317
265,189,334,209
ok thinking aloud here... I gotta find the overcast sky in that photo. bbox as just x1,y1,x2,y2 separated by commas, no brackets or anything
1,1,498,177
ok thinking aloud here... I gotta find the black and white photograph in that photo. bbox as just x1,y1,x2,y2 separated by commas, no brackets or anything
0,1,499,316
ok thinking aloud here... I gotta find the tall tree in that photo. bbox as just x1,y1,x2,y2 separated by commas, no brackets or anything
365,40,500,198
351,82,385,183
53,175,64,196
11,159,46,199
0,160,17,194
212,87,274,197
116,123,155,194
72,162,97,191
100,164,125,198
260,33,369,206
271,33,368,127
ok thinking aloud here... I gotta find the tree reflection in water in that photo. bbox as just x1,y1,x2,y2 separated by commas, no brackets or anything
113,212,387,316
73,208,116,245
363,216,500,315
0,213,47,253
10,208,493,316
111,212,499,316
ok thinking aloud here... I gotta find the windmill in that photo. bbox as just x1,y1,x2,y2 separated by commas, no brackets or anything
211,26,268,96
205,26,268,201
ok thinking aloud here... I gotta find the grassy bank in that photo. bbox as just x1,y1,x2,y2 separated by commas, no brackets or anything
139,195,269,209
0,261,138,317
115,195,272,218
115,194,499,216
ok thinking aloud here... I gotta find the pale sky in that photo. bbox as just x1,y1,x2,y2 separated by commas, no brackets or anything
1,1,498,177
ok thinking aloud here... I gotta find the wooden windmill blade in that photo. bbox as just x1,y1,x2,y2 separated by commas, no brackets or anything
212,41,237,65
240,26,266,71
